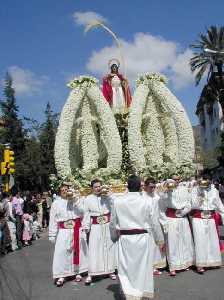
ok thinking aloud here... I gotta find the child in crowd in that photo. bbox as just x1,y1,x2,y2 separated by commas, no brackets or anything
22,213,33,246
32,213,41,240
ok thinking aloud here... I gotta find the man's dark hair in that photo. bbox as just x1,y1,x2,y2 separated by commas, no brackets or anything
90,178,102,188
202,174,211,181
127,175,141,192
144,177,156,186
2,192,8,199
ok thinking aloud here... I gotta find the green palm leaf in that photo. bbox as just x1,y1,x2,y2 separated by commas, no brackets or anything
218,27,224,49
195,63,209,86
190,26,224,85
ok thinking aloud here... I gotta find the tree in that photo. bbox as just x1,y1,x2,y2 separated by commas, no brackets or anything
38,102,58,189
0,73,25,149
217,131,224,167
0,73,27,188
190,26,224,85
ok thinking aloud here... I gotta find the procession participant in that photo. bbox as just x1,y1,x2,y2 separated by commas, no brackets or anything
49,182,88,287
36,194,43,230
110,175,165,299
159,175,194,276
83,179,116,285
102,59,132,114
7,194,18,251
144,178,166,275
12,191,24,249
191,176,224,273
0,194,11,255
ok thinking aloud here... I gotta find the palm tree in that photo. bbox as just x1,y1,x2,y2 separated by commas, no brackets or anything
190,26,224,85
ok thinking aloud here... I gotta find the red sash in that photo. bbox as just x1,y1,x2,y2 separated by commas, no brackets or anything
58,218,81,265
166,208,185,218
191,210,224,252
191,209,215,219
91,213,111,224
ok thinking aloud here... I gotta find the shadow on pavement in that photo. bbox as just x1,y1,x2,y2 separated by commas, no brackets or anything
107,283,122,300
0,253,33,300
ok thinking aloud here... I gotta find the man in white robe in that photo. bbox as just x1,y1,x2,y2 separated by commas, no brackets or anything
159,176,194,276
110,175,165,299
191,177,224,273
143,178,166,275
49,182,88,286
83,179,116,285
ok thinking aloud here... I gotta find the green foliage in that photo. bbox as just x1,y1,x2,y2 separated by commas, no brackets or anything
138,161,195,181
218,131,224,166
190,26,224,85
0,74,59,191
0,73,25,152
38,102,58,189
114,113,131,175
0,73,27,189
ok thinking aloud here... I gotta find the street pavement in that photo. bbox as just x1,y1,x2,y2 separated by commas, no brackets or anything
0,231,224,300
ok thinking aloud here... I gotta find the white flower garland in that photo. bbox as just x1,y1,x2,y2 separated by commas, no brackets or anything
149,80,195,164
129,72,194,176
128,84,149,170
80,97,99,171
136,72,168,87
67,75,98,89
55,86,85,177
55,73,195,181
87,85,122,174
55,76,122,178
142,95,165,166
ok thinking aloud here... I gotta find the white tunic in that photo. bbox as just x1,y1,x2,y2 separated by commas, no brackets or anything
191,186,224,267
111,75,126,114
83,194,116,276
110,192,164,299
49,196,88,278
159,185,194,271
143,192,166,269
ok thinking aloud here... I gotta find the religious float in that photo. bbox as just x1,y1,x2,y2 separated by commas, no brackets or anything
51,22,195,194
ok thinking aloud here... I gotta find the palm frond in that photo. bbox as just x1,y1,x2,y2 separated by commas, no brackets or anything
199,33,214,49
84,20,126,77
84,20,102,34
191,61,209,72
195,64,209,85
190,54,208,68
207,26,219,47
190,26,224,84
218,26,224,49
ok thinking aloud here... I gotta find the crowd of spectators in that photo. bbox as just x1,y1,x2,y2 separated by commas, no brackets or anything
0,190,53,255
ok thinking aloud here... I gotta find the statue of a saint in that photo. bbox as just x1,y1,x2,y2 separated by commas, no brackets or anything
102,59,132,114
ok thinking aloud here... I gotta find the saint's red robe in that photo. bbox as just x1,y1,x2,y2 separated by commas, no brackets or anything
102,73,132,108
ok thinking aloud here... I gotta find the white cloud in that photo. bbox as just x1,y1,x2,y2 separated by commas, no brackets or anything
73,11,107,26
170,48,194,89
86,32,195,90
8,66,48,95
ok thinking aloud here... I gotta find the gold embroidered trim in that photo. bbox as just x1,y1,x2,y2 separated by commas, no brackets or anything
124,292,154,300
153,261,167,268
196,261,221,267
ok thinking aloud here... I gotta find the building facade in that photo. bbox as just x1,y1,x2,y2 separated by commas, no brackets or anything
196,73,224,169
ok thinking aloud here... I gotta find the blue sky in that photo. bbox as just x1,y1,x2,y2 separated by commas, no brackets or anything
0,0,223,125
